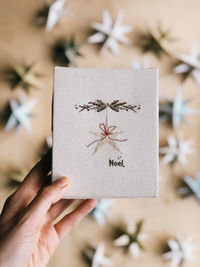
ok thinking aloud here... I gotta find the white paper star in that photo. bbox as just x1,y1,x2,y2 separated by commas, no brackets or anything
90,199,113,227
6,63,41,91
163,235,195,267
92,243,112,267
84,243,112,267
46,136,53,148
46,0,69,32
88,10,132,54
113,221,147,258
41,136,53,155
132,57,149,69
178,173,200,202
160,132,194,166
5,93,37,134
174,44,200,84
159,89,199,129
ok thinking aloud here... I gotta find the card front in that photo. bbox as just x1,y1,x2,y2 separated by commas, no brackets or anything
52,67,158,198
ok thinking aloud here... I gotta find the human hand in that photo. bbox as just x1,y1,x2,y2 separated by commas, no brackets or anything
0,150,97,267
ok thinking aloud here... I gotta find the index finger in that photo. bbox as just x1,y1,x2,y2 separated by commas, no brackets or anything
17,149,52,196
0,149,52,222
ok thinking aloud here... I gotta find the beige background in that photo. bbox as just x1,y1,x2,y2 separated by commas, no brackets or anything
0,0,200,266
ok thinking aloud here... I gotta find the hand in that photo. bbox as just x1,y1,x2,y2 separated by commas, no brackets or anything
0,150,97,267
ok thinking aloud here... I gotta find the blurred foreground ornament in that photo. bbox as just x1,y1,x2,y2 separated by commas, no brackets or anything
132,57,149,69
178,173,200,202
163,235,195,267
88,10,132,55
83,242,112,267
52,38,81,66
160,132,194,166
159,90,199,129
41,136,53,156
45,136,53,149
113,220,147,258
35,0,70,32
136,25,174,58
173,45,200,84
5,63,41,92
4,93,37,134
90,199,113,227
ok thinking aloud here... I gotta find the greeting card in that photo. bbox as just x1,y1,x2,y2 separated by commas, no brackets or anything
52,67,158,198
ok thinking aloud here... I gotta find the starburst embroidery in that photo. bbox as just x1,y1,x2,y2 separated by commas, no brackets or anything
88,119,127,155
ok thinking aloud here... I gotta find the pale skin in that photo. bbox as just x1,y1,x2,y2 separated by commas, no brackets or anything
0,150,97,267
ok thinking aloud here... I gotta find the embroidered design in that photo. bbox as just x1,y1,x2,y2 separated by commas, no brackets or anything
87,117,127,155
75,100,141,112
87,123,128,147
75,99,141,155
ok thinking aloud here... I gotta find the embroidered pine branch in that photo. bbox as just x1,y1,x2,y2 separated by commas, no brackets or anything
75,100,141,112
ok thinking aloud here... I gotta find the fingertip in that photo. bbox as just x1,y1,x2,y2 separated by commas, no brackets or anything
85,199,98,211
89,199,98,205
55,176,70,188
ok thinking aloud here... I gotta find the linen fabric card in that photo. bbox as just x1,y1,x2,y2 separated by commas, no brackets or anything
52,67,158,198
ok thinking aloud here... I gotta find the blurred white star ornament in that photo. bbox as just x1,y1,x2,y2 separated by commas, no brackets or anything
41,136,53,156
46,136,53,148
132,57,149,69
5,93,37,134
136,25,174,58
5,63,41,92
163,235,195,267
174,45,200,84
83,243,112,267
178,173,200,202
90,199,113,226
160,132,194,166
52,38,81,67
159,90,199,129
88,10,132,54
113,221,147,258
46,0,70,31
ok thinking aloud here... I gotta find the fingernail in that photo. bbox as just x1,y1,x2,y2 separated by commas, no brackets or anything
57,177,70,188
